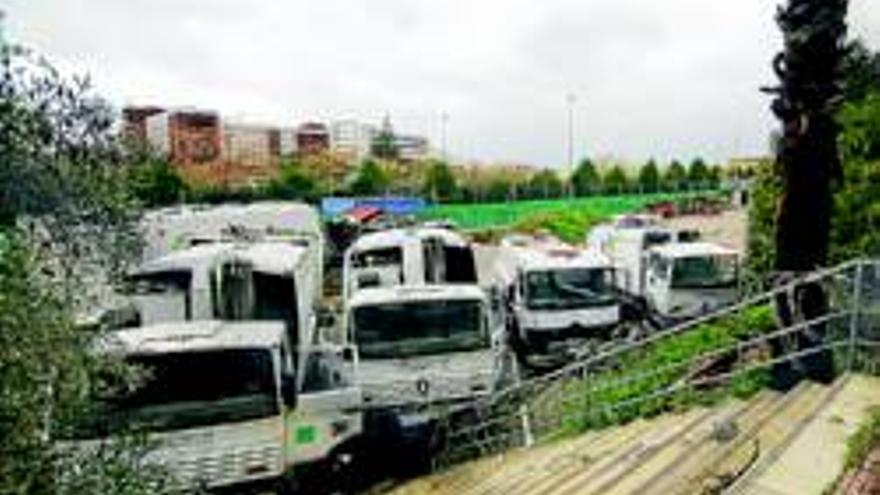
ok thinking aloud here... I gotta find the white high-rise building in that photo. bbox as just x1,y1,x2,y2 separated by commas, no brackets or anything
330,119,377,162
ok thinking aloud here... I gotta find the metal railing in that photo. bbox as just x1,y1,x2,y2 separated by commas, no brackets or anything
431,259,880,469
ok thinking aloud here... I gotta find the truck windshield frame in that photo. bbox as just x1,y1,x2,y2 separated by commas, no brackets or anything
353,299,487,359
524,268,616,311
64,348,279,439
670,255,738,289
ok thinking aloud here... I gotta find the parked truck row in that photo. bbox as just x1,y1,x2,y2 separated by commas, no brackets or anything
75,203,743,493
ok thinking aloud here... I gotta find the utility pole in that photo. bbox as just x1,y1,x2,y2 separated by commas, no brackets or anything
441,111,449,163
566,93,576,199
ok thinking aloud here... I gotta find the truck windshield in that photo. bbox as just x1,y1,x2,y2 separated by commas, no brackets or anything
353,300,486,359
67,349,278,439
124,270,192,322
525,268,615,310
671,255,738,289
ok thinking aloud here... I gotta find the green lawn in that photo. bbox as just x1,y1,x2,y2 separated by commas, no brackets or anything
418,193,702,231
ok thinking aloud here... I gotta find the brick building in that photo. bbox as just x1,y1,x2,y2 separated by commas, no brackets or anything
296,122,331,157
143,109,222,167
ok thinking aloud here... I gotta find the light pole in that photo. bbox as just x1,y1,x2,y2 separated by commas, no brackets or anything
566,93,576,199
440,111,449,163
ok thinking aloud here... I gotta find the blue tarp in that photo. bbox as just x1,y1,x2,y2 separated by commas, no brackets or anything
320,197,427,217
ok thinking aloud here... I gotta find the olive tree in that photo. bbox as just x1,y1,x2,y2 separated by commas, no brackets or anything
0,37,163,493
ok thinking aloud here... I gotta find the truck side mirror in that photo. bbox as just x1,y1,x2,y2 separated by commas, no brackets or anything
281,374,297,407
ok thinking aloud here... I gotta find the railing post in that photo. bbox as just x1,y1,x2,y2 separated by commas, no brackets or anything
847,261,864,372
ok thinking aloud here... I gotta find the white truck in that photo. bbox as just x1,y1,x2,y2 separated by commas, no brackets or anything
343,284,513,472
342,228,477,301
125,240,321,348
600,227,740,325
495,243,621,360
141,202,322,263
67,320,361,493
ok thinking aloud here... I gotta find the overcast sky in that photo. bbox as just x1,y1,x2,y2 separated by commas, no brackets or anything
2,1,879,167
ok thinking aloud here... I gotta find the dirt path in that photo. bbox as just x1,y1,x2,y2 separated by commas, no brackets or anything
661,208,747,253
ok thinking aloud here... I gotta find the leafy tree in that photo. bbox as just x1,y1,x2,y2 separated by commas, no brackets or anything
571,158,600,196
637,159,661,192
487,179,512,202
264,159,321,201
128,154,187,207
839,91,880,163
527,170,563,199
423,160,458,203
663,160,687,191
349,159,390,196
843,39,880,103
687,157,710,186
602,165,630,194
708,165,723,186
0,37,162,493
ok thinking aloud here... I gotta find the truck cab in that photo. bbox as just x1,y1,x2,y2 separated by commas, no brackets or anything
65,321,361,492
643,242,740,323
122,240,320,356
345,285,509,411
498,243,620,358
342,228,477,301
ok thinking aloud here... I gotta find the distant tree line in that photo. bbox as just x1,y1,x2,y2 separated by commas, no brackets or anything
132,154,725,208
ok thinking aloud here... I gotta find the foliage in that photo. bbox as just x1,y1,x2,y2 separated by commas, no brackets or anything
843,39,880,103
602,165,630,193
527,169,564,199
349,159,390,196
745,160,781,288
559,306,776,435
765,0,848,270
571,158,600,196
687,157,710,184
637,159,661,193
0,44,141,277
513,209,603,244
708,165,723,186
486,179,513,203
127,152,187,208
419,192,697,231
839,91,880,163
423,160,458,203
0,40,163,493
264,159,321,202
748,39,880,279
844,406,880,469
664,160,687,190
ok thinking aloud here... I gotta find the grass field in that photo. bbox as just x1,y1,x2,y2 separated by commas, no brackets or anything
418,192,702,231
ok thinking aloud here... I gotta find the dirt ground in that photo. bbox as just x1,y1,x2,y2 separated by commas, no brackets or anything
661,208,748,253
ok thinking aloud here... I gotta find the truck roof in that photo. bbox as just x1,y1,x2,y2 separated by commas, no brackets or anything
142,202,320,260
649,241,738,258
510,246,612,271
98,320,284,355
349,227,468,253
347,284,487,308
135,241,308,276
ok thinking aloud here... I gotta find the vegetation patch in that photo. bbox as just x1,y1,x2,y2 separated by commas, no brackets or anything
553,306,777,436
420,193,699,231
845,406,880,470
